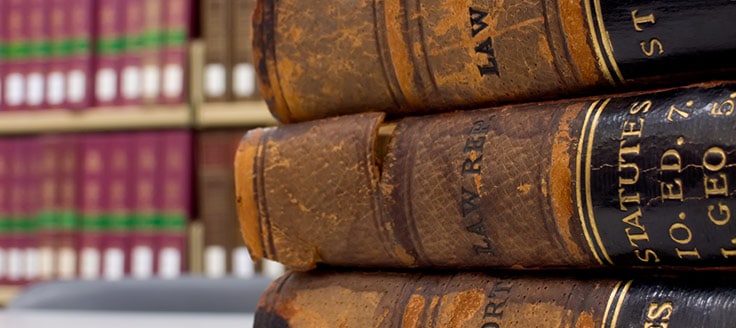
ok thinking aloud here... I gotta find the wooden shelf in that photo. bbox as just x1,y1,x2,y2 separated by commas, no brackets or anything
195,101,277,128
0,105,191,135
0,285,20,306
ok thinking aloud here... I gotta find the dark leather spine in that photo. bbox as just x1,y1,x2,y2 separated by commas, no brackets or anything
255,270,736,328
253,0,736,122
237,81,736,270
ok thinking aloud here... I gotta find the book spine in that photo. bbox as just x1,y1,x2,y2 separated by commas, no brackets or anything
254,0,736,122
257,270,736,328
198,131,241,277
130,132,159,279
159,0,192,104
56,134,78,280
0,0,5,111
237,81,736,270
66,0,94,110
140,0,164,105
46,0,68,109
26,0,47,110
23,138,40,283
37,136,60,280
7,138,23,285
78,134,107,280
94,0,125,107
230,0,258,101
0,140,10,284
157,130,192,278
201,0,231,102
102,134,131,280
120,0,144,106
2,0,28,111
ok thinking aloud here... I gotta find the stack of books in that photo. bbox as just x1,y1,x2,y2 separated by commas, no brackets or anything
236,0,736,326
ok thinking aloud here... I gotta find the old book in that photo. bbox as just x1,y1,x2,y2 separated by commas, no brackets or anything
257,270,736,328
0,140,10,283
230,0,259,101
254,0,736,122
237,81,736,271
37,136,61,280
201,0,232,102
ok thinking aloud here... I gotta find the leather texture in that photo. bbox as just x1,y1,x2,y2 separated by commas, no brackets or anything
255,270,736,328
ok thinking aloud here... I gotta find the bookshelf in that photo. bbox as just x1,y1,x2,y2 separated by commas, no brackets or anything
0,102,273,135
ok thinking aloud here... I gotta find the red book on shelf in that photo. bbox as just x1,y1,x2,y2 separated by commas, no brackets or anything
26,0,47,110
23,137,41,283
140,0,164,105
45,0,69,109
160,0,192,105
2,0,28,111
38,136,61,280
157,130,192,278
0,140,11,284
78,134,107,280
130,132,159,279
56,134,79,280
8,138,29,285
120,0,144,107
66,0,94,110
94,0,125,107
102,133,132,280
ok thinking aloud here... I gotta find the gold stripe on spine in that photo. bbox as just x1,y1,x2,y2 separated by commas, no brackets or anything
601,280,623,328
583,0,616,85
593,0,625,83
585,98,613,264
576,100,604,265
609,280,633,328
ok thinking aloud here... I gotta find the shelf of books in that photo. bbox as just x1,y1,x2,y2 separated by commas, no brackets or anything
0,106,191,135
195,101,277,128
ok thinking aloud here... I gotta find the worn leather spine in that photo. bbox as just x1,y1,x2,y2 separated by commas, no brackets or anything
236,81,736,271
255,270,736,328
253,0,736,122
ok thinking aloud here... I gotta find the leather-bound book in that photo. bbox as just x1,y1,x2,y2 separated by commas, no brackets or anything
256,270,736,328
253,0,736,122
236,81,736,271
230,0,259,101
66,0,94,110
201,0,232,102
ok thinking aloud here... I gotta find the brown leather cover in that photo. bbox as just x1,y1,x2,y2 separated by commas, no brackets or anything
236,81,736,271
253,0,736,123
255,270,736,328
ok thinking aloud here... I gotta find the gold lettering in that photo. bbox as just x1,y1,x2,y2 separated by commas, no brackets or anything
629,100,652,115
704,173,728,198
647,302,673,321
621,118,645,138
703,147,727,171
618,188,641,211
619,142,641,157
622,208,648,247
635,249,660,263
660,149,682,172
708,202,731,225
462,155,483,175
619,162,640,186
631,10,656,31
676,248,701,259
668,223,692,244
640,39,665,57
666,105,691,122
660,179,684,201
721,240,736,258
